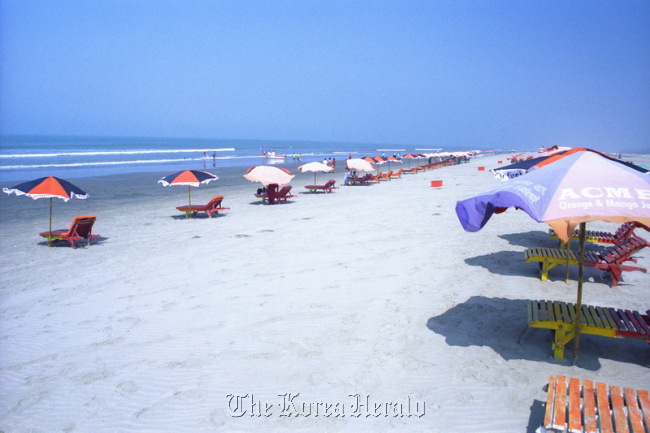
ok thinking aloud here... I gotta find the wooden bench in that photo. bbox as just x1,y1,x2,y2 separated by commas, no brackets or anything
542,375,650,433
549,222,640,246
527,300,650,359
524,236,649,287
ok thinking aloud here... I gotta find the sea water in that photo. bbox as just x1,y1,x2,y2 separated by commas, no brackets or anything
0,135,457,182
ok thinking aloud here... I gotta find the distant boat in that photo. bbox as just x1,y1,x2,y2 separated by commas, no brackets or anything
262,150,287,160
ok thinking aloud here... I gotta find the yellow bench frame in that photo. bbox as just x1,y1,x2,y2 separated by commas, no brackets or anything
527,300,650,359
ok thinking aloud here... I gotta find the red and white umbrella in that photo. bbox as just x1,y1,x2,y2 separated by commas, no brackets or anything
244,166,294,186
3,176,89,245
158,169,218,206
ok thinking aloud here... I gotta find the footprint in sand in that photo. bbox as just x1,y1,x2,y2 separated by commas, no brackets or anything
116,381,139,395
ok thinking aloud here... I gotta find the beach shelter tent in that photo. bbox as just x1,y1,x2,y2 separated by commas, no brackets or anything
3,176,89,246
455,151,650,359
158,169,218,206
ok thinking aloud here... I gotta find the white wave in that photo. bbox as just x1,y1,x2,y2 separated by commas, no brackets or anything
0,148,235,158
0,158,209,170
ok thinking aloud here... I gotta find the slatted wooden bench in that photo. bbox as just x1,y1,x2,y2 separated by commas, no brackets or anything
524,236,648,287
527,300,650,359
543,375,650,433
549,222,640,246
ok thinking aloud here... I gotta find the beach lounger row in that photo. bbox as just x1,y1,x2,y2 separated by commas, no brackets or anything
524,236,649,286
527,300,650,359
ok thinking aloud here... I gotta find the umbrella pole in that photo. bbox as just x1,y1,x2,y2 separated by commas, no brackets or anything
188,185,191,206
48,197,53,247
572,222,587,361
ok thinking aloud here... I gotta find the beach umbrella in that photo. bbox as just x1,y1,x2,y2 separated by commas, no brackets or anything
3,176,88,246
297,162,333,184
493,148,647,181
158,169,218,206
455,151,650,359
244,165,294,186
346,158,375,172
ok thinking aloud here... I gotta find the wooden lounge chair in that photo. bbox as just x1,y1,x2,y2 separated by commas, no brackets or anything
379,170,393,181
176,195,229,218
541,375,649,432
255,183,278,204
527,300,650,359
402,167,418,174
549,221,641,246
39,215,99,248
304,180,338,193
389,169,403,179
275,185,295,202
524,235,649,286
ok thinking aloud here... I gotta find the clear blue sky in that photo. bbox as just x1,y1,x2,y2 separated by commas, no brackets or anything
1,0,649,152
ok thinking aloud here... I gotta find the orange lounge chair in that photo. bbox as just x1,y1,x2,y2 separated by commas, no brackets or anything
39,215,99,248
389,169,403,179
541,375,650,432
304,180,338,193
379,170,393,181
402,167,418,174
176,195,229,218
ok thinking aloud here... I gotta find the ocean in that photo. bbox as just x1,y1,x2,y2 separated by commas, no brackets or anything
0,135,454,183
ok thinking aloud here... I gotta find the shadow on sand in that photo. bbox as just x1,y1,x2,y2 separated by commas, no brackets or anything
426,296,649,371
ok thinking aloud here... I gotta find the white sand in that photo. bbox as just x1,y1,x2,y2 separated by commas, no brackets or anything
1,154,648,432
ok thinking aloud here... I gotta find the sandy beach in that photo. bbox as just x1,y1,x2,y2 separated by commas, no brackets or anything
1,153,648,433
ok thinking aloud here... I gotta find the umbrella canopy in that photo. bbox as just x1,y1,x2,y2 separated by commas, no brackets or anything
297,162,333,184
458,151,650,241
158,169,218,206
346,158,375,172
244,165,294,186
493,148,647,181
3,176,89,246
158,169,218,187
456,151,650,359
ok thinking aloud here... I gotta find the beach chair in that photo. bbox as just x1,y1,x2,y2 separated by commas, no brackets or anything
379,171,393,181
275,185,295,203
402,167,418,174
389,169,403,179
549,222,641,246
255,183,279,204
176,195,229,218
304,180,337,193
524,235,649,286
541,375,650,432
39,215,99,248
527,300,650,359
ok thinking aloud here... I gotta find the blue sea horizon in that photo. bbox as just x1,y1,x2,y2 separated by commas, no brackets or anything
0,134,481,183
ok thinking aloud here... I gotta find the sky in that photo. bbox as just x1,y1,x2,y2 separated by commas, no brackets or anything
1,0,649,152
